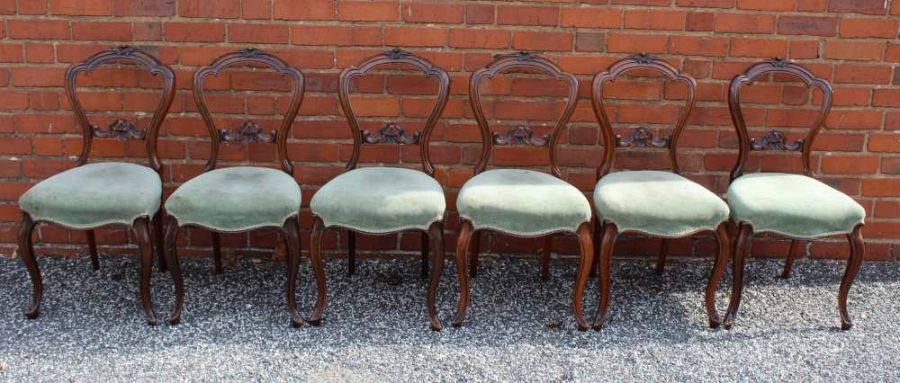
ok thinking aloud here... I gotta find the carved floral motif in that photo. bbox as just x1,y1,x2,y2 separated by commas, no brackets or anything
616,127,669,148
750,129,803,151
362,122,419,144
220,121,276,143
91,119,145,140
493,125,548,146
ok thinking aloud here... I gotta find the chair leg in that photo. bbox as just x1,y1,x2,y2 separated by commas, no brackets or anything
307,217,328,325
283,217,304,327
347,230,356,276
706,223,730,328
86,229,100,270
723,224,753,330
152,211,167,272
164,217,184,325
572,223,594,331
451,220,474,327
18,212,41,319
781,240,804,278
426,222,445,331
540,235,552,281
655,239,669,275
133,217,158,325
420,231,429,280
593,223,617,331
590,221,602,278
212,232,223,274
839,224,865,330
468,231,480,278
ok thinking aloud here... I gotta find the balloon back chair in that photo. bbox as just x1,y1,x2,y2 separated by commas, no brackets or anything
452,52,596,330
723,59,865,330
17,46,175,324
163,48,306,326
307,49,450,330
588,54,731,331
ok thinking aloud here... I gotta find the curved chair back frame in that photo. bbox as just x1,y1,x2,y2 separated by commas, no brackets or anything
66,45,176,173
193,48,305,174
728,59,833,181
339,49,450,177
469,52,579,177
592,54,697,178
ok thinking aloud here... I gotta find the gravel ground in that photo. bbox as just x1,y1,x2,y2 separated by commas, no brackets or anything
0,253,898,381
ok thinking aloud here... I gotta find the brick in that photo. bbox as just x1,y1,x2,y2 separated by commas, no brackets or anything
608,33,668,53
17,1,47,14
337,1,398,21
873,89,900,107
179,0,240,18
11,68,66,87
790,40,820,59
624,9,685,30
668,36,728,56
72,22,133,41
497,6,558,26
715,13,777,34
686,12,714,31
676,0,735,7
778,16,837,36
165,22,226,43
821,155,879,174
868,133,900,152
113,0,176,16
828,0,888,15
824,110,884,130
862,179,900,197
465,4,494,24
449,29,510,49
7,19,69,40
575,32,605,52
229,23,289,44
292,25,382,46
834,64,893,84
730,38,790,58
0,44,23,62
49,0,112,15
402,3,464,24
738,0,795,10
384,27,447,47
513,31,573,51
839,18,899,38
560,7,621,28
274,0,334,20
825,40,885,61
241,0,271,19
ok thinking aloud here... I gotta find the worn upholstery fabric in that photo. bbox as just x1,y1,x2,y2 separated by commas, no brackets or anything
727,172,865,239
310,167,445,233
19,162,161,229
593,170,729,237
457,169,592,235
165,167,300,231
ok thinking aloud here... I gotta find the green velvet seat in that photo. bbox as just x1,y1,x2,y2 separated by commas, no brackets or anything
457,169,592,235
727,172,865,239
19,162,162,229
310,167,445,233
594,170,729,237
165,166,301,232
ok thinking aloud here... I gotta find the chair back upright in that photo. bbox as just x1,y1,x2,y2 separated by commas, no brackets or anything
66,45,176,173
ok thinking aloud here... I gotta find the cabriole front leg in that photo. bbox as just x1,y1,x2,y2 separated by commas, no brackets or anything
164,217,184,325
451,220,473,327
307,216,327,325
723,224,753,330
706,223,730,328
133,217,158,325
572,223,594,331
426,221,445,331
283,217,304,327
839,224,865,330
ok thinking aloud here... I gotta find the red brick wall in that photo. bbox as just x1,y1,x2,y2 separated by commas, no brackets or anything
1,0,898,262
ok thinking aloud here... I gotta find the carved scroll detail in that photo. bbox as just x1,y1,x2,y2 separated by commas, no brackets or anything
633,53,654,64
362,122,419,144
384,48,413,60
616,127,669,148
220,121,276,143
91,119,145,140
493,125,548,146
750,129,803,151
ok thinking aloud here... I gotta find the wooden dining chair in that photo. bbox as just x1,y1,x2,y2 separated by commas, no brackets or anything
162,48,306,326
723,59,865,330
306,49,450,330
587,54,731,331
452,52,595,330
16,46,175,324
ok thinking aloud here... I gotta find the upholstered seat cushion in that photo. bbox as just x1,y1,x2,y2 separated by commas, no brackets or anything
19,162,162,229
310,167,445,233
165,167,301,231
593,170,729,237
727,173,865,239
457,169,591,235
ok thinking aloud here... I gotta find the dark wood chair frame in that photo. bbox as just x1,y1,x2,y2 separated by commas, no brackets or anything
17,45,175,324
588,54,730,331
723,59,863,331
163,48,306,327
306,49,451,330
452,52,596,330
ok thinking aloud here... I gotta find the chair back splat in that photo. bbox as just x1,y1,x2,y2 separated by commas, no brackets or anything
469,52,579,178
728,59,833,181
193,48,305,174
591,53,697,178
66,45,176,172
339,48,450,177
